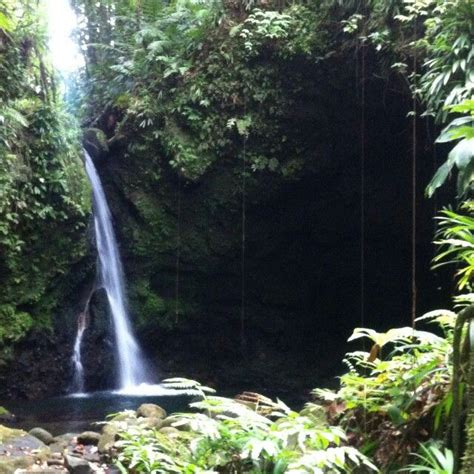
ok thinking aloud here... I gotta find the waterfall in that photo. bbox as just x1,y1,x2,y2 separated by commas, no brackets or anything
71,311,87,393
82,150,150,389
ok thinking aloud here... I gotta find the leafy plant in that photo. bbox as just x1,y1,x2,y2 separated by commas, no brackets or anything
426,100,474,198
433,204,474,291
112,381,377,473
400,441,454,473
315,314,454,468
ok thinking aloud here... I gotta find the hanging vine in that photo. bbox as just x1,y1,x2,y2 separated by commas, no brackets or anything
175,174,182,325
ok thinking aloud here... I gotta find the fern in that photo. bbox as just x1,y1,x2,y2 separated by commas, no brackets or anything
161,377,216,397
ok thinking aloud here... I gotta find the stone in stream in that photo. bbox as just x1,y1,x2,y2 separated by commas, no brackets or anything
29,428,54,445
136,403,166,419
46,452,65,466
64,454,93,474
77,432,101,446
97,433,115,455
98,424,120,455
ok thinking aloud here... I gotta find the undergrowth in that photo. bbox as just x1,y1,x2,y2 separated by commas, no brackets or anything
110,313,455,473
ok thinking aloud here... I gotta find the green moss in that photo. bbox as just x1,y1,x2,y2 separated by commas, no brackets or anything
0,425,25,443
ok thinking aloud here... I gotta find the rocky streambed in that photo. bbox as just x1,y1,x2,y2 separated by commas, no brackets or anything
0,403,170,474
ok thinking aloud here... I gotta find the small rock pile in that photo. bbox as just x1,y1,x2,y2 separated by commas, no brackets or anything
0,403,169,474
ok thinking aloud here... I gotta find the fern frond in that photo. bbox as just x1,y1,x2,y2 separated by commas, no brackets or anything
161,377,216,394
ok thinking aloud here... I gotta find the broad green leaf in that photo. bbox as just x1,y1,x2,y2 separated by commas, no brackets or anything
436,117,473,143
0,12,12,32
451,138,474,169
426,161,454,197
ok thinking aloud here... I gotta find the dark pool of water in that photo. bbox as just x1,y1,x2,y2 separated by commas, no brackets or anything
1,390,192,435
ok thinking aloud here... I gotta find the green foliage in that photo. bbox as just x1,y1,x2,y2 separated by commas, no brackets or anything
426,100,474,198
315,313,454,468
400,441,454,473
433,204,474,291
0,305,33,361
345,0,473,123
230,9,294,53
112,378,377,473
394,0,473,121
71,0,331,181
0,0,90,357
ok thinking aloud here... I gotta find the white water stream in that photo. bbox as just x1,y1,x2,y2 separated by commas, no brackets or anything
81,150,150,390
46,0,163,395
71,311,87,393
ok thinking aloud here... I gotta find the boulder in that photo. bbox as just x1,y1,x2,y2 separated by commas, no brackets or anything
97,432,116,454
98,423,120,454
0,425,47,451
64,454,93,474
136,403,166,419
29,427,54,445
77,431,101,446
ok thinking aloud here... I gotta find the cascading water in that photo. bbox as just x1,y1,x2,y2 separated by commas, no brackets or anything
71,311,87,393
82,150,150,390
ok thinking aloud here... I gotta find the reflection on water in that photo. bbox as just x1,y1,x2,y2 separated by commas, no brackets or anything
1,389,191,435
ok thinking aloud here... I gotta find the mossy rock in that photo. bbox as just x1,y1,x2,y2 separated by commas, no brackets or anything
108,410,137,422
0,425,25,443
29,427,53,445
77,431,101,446
136,403,166,419
0,425,50,474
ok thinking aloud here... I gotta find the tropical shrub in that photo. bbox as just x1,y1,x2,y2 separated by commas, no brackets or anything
315,313,455,469
112,379,377,473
